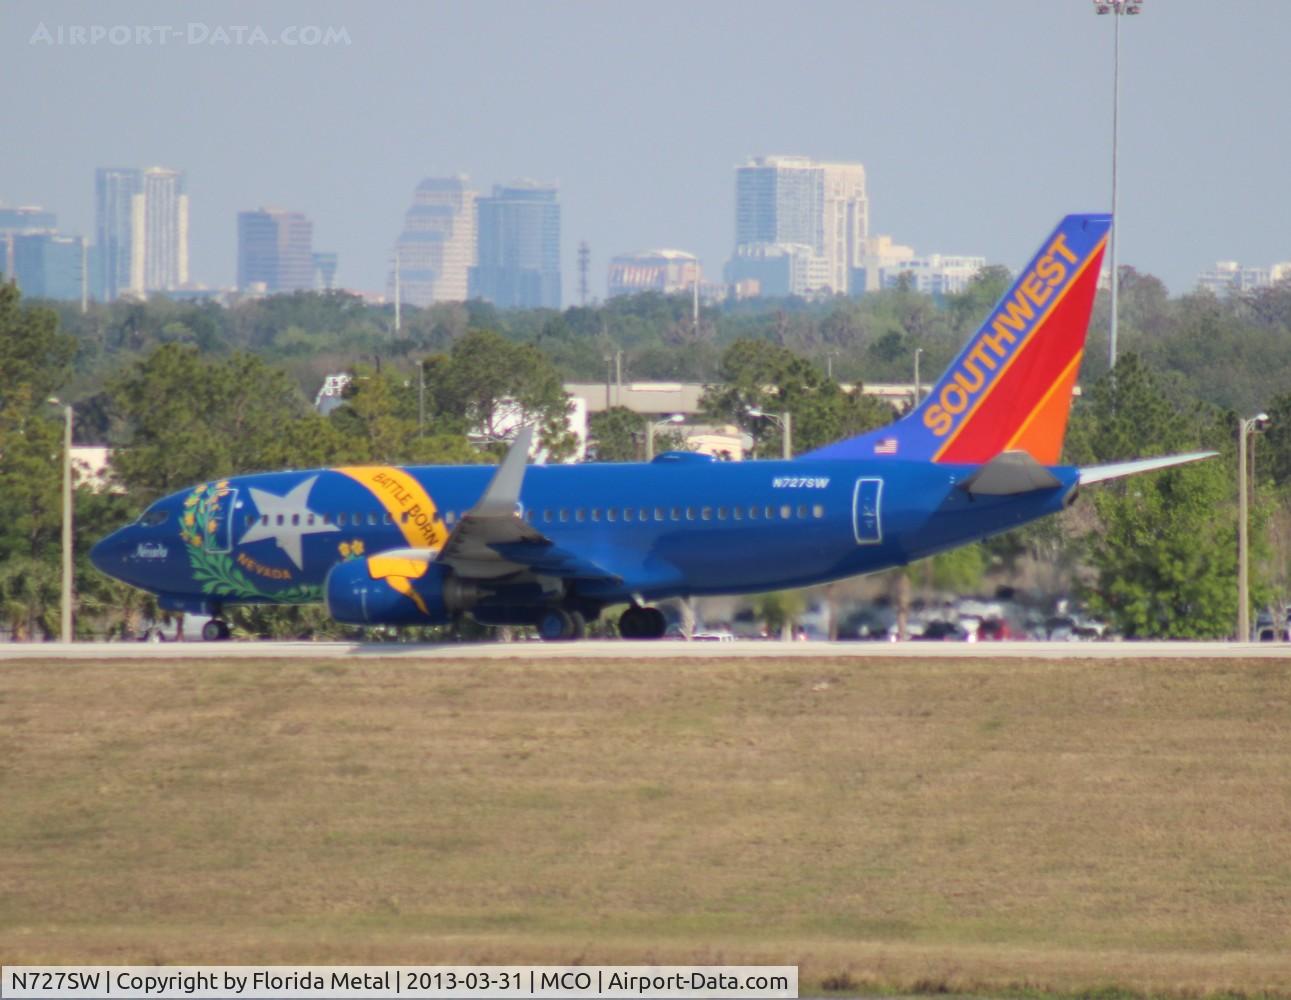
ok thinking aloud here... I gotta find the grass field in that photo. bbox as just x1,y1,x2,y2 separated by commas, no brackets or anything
3,653,1291,997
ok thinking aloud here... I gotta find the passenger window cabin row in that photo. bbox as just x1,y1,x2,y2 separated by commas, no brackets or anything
243,503,826,531
529,503,825,524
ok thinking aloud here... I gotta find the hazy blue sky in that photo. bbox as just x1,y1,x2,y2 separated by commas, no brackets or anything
3,0,1289,301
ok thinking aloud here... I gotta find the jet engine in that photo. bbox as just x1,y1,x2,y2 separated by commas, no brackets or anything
324,551,481,626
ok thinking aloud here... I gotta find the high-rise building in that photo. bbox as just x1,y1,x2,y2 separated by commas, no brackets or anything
820,162,868,294
94,166,189,299
0,205,57,232
140,167,189,292
0,204,59,279
607,249,700,298
237,208,315,293
730,155,868,296
725,242,829,298
95,167,142,300
469,182,561,309
388,176,476,306
13,233,86,301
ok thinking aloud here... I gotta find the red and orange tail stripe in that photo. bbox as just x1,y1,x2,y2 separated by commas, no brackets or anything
933,231,1106,464
802,214,1112,466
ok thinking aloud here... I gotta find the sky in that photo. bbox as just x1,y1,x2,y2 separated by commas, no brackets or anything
3,0,1290,303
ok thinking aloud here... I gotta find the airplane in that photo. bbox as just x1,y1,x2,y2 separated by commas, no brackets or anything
91,213,1214,641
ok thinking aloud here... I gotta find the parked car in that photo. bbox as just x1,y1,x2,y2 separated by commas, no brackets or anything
977,618,1012,641
912,620,969,641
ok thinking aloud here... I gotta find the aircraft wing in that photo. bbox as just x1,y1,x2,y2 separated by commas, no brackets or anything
1078,451,1217,485
432,426,622,583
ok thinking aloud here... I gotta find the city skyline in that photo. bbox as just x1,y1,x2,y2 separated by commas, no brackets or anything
3,1,1290,303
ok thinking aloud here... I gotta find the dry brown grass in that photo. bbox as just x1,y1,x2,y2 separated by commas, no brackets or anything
3,654,1291,996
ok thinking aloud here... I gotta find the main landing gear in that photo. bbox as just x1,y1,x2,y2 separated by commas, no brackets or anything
618,605,666,640
537,607,587,642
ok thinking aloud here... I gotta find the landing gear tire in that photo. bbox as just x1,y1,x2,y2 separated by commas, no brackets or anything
568,610,587,640
201,619,231,641
537,608,576,642
619,605,666,639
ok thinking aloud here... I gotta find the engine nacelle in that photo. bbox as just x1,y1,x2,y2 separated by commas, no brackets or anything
324,551,479,626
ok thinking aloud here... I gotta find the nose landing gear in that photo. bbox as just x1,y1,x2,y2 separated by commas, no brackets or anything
201,618,231,641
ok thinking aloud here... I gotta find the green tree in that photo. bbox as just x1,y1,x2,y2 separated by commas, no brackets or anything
588,406,646,462
107,344,319,499
0,284,75,407
1261,390,1291,489
0,386,63,563
702,338,893,456
0,287,75,578
420,330,576,460
1072,355,1245,637
0,556,61,640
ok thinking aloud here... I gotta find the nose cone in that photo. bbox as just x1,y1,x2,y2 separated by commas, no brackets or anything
90,528,129,582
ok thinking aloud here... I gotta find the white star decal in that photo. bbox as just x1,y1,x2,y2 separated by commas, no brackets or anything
239,475,339,570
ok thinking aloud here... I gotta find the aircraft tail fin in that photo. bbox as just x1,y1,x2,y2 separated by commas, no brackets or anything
805,213,1111,465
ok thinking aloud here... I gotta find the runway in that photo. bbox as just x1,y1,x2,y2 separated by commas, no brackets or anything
1,639,1289,659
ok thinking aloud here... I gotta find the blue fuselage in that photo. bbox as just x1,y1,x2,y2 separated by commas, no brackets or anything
91,457,1081,620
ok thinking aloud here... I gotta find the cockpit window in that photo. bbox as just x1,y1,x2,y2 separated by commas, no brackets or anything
139,508,170,526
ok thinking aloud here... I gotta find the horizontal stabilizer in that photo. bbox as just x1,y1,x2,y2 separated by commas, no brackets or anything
1078,451,1217,485
960,450,1061,496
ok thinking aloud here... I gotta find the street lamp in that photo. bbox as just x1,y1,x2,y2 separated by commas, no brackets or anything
913,347,924,407
1093,0,1144,372
1238,411,1271,641
46,397,74,644
645,413,686,461
747,407,793,460
416,359,425,438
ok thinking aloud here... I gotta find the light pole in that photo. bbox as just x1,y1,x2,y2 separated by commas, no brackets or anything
1093,0,1144,372
913,347,923,407
748,407,793,460
1238,412,1271,641
645,413,685,461
416,359,425,438
47,397,74,643
393,249,402,334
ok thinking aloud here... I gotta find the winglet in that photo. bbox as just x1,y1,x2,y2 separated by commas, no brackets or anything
1078,451,1217,486
471,425,534,517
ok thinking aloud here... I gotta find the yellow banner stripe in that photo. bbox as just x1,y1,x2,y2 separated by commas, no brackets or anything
334,466,449,551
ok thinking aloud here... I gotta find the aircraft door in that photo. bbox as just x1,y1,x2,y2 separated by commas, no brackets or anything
208,487,239,554
852,478,883,545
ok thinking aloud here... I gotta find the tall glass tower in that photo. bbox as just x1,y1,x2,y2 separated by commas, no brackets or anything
469,182,561,309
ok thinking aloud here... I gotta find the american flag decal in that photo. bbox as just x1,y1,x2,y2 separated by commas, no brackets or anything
874,438,898,455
